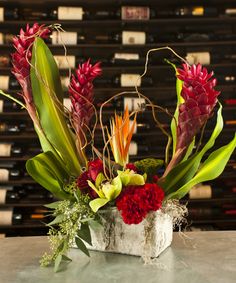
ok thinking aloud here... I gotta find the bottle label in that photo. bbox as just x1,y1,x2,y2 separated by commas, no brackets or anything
0,144,11,156
0,76,9,90
122,31,146,45
61,77,70,88
124,97,146,111
121,74,141,87
58,7,83,20
0,169,9,181
129,141,138,155
186,52,210,65
189,185,212,199
192,7,204,16
0,8,3,22
121,6,150,20
0,209,13,225
0,100,3,112
51,31,77,45
114,53,140,60
63,98,72,109
0,33,3,44
54,55,76,69
0,189,6,204
225,9,236,15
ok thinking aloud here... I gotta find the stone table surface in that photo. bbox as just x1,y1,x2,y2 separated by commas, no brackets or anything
0,231,235,283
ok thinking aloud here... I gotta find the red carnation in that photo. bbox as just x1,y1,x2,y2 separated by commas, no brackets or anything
88,158,104,181
116,183,164,225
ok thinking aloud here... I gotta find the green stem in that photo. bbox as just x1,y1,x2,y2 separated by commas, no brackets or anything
0,90,26,109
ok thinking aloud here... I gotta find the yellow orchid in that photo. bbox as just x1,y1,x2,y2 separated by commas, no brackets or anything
108,106,136,167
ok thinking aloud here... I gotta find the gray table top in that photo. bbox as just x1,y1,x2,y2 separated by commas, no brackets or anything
0,231,235,283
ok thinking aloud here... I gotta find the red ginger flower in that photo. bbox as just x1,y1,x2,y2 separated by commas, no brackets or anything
116,183,164,225
68,59,102,137
12,23,51,100
176,63,220,150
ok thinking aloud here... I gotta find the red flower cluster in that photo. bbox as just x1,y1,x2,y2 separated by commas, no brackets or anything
125,163,138,172
116,183,164,224
69,59,102,133
12,23,51,89
176,63,220,150
77,158,104,199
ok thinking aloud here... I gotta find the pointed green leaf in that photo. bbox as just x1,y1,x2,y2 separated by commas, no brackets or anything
162,105,224,195
167,134,236,199
62,255,72,262
95,173,106,188
77,223,92,246
75,237,90,257
89,198,109,213
54,254,62,272
87,180,104,198
44,201,61,209
26,151,70,200
30,38,83,176
165,60,184,156
47,214,64,226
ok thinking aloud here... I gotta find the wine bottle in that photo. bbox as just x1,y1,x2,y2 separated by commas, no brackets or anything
95,31,155,45
0,209,22,225
110,52,147,66
224,8,236,16
0,188,25,204
186,51,236,65
0,76,20,90
0,7,19,21
95,74,153,87
0,100,22,113
0,55,10,67
175,6,217,17
0,122,27,134
0,32,14,44
97,97,146,112
0,168,23,181
189,184,236,199
0,143,24,157
188,207,221,218
129,141,149,156
47,31,85,45
23,6,88,20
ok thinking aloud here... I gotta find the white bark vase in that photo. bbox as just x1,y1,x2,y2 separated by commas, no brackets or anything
85,208,173,258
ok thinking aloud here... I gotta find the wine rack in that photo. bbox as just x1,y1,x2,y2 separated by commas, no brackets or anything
0,0,236,236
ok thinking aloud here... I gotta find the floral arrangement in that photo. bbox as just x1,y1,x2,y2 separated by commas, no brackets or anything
1,23,236,271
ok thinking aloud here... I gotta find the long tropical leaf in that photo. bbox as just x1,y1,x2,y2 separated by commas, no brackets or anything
26,151,71,199
166,134,236,199
30,38,82,176
161,104,224,195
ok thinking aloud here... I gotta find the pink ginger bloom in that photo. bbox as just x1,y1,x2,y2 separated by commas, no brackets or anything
12,23,51,103
68,59,102,138
176,63,220,150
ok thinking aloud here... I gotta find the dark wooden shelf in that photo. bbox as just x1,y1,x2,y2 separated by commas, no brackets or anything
0,202,50,207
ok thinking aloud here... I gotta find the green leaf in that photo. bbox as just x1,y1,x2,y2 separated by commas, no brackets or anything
26,151,70,200
30,38,83,176
54,254,62,272
77,223,92,246
95,173,106,188
89,198,109,213
44,201,61,209
47,214,64,226
162,104,224,195
62,255,72,262
75,237,90,257
165,60,184,156
87,180,104,198
167,134,236,199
